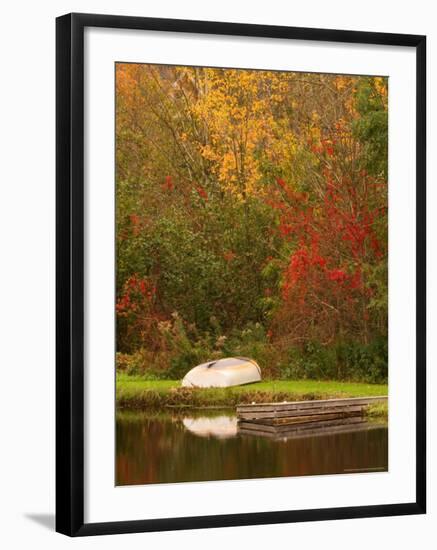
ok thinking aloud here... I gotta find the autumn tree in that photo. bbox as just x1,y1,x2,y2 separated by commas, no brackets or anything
115,63,388,382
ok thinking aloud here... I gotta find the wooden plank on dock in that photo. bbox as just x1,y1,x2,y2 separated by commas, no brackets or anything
236,396,387,426
238,404,364,421
239,412,364,429
236,396,387,415
238,414,365,431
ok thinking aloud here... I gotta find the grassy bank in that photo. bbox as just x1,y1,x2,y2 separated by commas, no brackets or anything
364,402,389,419
116,374,388,410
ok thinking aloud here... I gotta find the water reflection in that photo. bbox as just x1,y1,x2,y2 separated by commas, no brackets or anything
238,416,382,440
183,415,238,438
116,410,388,486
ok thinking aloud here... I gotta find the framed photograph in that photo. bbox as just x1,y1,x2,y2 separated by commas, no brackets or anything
56,13,426,536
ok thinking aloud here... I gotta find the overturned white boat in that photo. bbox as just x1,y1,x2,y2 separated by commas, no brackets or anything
181,357,261,388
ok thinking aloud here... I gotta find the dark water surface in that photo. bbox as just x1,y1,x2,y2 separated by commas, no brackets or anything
116,410,388,486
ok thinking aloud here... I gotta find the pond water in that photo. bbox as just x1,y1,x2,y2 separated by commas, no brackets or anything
116,410,388,486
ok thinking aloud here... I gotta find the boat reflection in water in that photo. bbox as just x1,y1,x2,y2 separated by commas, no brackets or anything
182,415,238,438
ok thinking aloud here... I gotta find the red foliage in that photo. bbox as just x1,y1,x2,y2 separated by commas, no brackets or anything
196,185,208,201
162,175,174,191
116,275,156,316
129,213,141,236
116,275,165,352
223,250,236,262
327,269,347,283
268,160,387,342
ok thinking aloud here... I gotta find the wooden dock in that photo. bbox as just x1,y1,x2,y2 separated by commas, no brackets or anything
236,396,387,428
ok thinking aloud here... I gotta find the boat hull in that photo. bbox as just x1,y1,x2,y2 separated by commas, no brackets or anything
181,357,261,388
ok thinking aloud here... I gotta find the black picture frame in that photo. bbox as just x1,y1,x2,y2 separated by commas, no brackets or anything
56,12,426,537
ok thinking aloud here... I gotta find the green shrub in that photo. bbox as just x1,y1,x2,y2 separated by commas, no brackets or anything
276,339,388,383
117,318,387,384
336,338,388,383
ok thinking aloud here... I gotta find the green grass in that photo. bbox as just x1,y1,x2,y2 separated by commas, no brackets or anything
364,402,389,419
116,374,388,410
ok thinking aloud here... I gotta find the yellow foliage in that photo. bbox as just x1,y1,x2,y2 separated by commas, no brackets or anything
115,63,386,201
189,68,286,199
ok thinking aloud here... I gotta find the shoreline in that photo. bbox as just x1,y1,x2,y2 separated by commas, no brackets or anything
116,376,388,418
